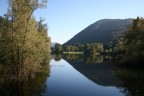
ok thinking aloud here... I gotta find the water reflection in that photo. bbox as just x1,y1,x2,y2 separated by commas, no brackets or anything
0,60,50,96
0,53,143,96
84,55,103,64
115,68,144,96
61,54,144,96
53,54,62,61
62,53,84,61
62,54,116,86
62,53,109,63
46,59,123,96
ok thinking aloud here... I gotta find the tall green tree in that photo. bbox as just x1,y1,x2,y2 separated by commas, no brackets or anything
114,17,144,65
0,0,51,76
53,43,62,53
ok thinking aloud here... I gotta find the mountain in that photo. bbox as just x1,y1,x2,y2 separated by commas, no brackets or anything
63,19,133,46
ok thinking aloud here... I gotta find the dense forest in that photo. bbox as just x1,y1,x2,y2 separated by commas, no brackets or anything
0,0,51,80
113,17,144,66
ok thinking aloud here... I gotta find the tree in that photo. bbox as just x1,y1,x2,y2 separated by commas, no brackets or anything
84,43,103,56
52,43,62,53
114,17,144,65
0,0,51,77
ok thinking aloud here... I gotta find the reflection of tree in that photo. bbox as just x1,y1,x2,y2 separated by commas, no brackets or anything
84,55,103,64
0,59,50,96
65,56,116,86
53,54,62,61
62,54,84,61
115,68,144,96
62,54,103,64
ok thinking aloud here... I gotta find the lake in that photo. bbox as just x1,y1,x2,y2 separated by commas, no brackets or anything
0,54,144,96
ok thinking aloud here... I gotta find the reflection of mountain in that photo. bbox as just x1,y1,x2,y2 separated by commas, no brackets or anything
65,59,116,86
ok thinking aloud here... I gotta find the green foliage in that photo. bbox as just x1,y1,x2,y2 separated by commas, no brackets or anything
114,17,144,65
62,43,103,56
51,43,62,53
63,45,79,52
0,59,50,96
84,43,103,56
0,0,50,75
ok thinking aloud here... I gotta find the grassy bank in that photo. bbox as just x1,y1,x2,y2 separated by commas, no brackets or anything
62,52,83,54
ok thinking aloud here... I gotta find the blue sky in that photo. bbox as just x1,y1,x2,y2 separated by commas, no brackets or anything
1,0,144,44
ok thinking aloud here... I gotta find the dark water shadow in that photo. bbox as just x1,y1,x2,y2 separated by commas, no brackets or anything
0,60,50,96
62,54,116,86
62,53,144,96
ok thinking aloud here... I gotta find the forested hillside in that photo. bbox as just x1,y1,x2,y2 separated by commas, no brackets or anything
64,19,133,47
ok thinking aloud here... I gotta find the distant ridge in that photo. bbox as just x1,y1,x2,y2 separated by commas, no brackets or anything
63,19,133,46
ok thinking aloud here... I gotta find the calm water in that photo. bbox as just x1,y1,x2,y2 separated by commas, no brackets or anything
45,59,122,96
0,54,144,96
